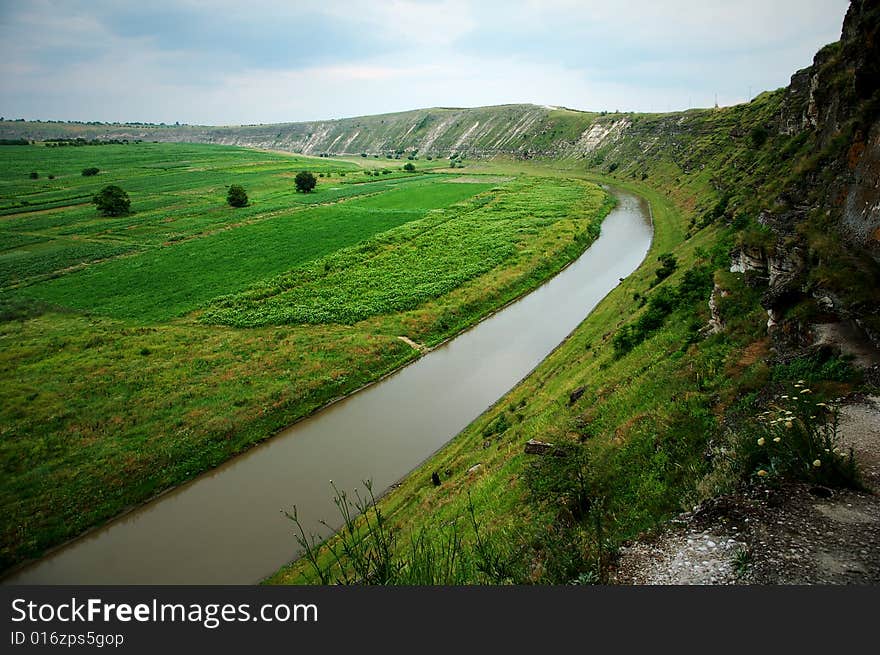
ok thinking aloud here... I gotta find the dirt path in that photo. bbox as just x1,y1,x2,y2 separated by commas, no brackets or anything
613,394,880,585
397,335,426,353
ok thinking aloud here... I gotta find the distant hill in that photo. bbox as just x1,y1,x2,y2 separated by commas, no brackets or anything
0,104,608,158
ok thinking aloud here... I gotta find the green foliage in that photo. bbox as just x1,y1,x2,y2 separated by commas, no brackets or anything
525,442,594,521
294,170,317,193
226,184,248,208
770,352,860,384
0,241,139,286
27,189,444,320
749,125,769,148
403,162,415,172
652,252,678,285
287,481,517,584
202,178,604,327
29,172,38,179
613,264,712,357
92,184,131,216
732,382,861,488
81,167,99,176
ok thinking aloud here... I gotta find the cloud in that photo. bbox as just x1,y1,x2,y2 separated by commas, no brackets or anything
0,0,851,124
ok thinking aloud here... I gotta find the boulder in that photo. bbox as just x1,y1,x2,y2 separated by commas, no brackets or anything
524,439,554,455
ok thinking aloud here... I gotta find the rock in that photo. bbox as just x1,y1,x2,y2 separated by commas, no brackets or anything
467,463,483,475
524,439,554,455
730,247,765,275
568,386,586,406
707,283,729,334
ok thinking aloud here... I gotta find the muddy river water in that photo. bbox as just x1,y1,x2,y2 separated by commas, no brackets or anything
6,188,653,584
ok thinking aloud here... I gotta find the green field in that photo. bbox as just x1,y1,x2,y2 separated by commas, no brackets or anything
0,142,610,571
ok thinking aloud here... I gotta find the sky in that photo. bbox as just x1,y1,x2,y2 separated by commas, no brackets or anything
0,0,851,125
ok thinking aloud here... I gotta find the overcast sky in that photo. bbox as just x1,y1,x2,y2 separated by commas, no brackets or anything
0,0,851,125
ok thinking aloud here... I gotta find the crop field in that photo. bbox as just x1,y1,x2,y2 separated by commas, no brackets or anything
0,142,609,572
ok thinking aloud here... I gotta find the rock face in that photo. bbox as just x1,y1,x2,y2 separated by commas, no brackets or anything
733,0,880,355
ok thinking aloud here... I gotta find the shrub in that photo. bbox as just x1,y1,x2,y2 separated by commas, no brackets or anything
226,184,248,208
93,184,131,216
733,383,861,488
403,162,415,172
750,125,769,148
652,252,678,285
82,167,99,176
294,170,317,193
29,172,38,179
613,265,712,357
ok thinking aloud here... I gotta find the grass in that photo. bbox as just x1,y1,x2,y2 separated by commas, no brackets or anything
0,142,611,573
19,182,495,321
268,166,725,584
267,96,871,584
202,177,603,327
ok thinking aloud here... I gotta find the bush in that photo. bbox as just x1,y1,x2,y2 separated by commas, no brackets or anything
613,265,712,357
93,184,131,216
81,167,99,176
652,252,678,285
226,184,248,208
29,172,38,179
294,170,317,193
403,162,415,172
733,383,861,488
750,125,769,148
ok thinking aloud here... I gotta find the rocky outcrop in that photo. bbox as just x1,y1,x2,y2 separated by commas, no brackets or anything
707,284,729,334
737,0,880,353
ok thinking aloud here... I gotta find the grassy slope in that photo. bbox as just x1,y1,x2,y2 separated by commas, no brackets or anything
269,83,872,583
0,143,612,572
268,168,711,583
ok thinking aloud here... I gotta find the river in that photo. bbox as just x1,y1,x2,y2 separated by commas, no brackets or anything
6,188,653,584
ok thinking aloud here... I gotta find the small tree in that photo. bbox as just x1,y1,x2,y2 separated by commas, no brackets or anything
82,167,99,176
295,170,317,193
93,184,131,216
29,172,38,179
226,184,248,207
403,162,415,172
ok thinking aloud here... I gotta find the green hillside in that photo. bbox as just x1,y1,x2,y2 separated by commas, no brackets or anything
269,0,880,584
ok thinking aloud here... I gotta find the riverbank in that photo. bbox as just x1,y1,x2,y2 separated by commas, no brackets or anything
270,151,876,584
1,151,613,576
3,170,625,583
267,173,692,584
